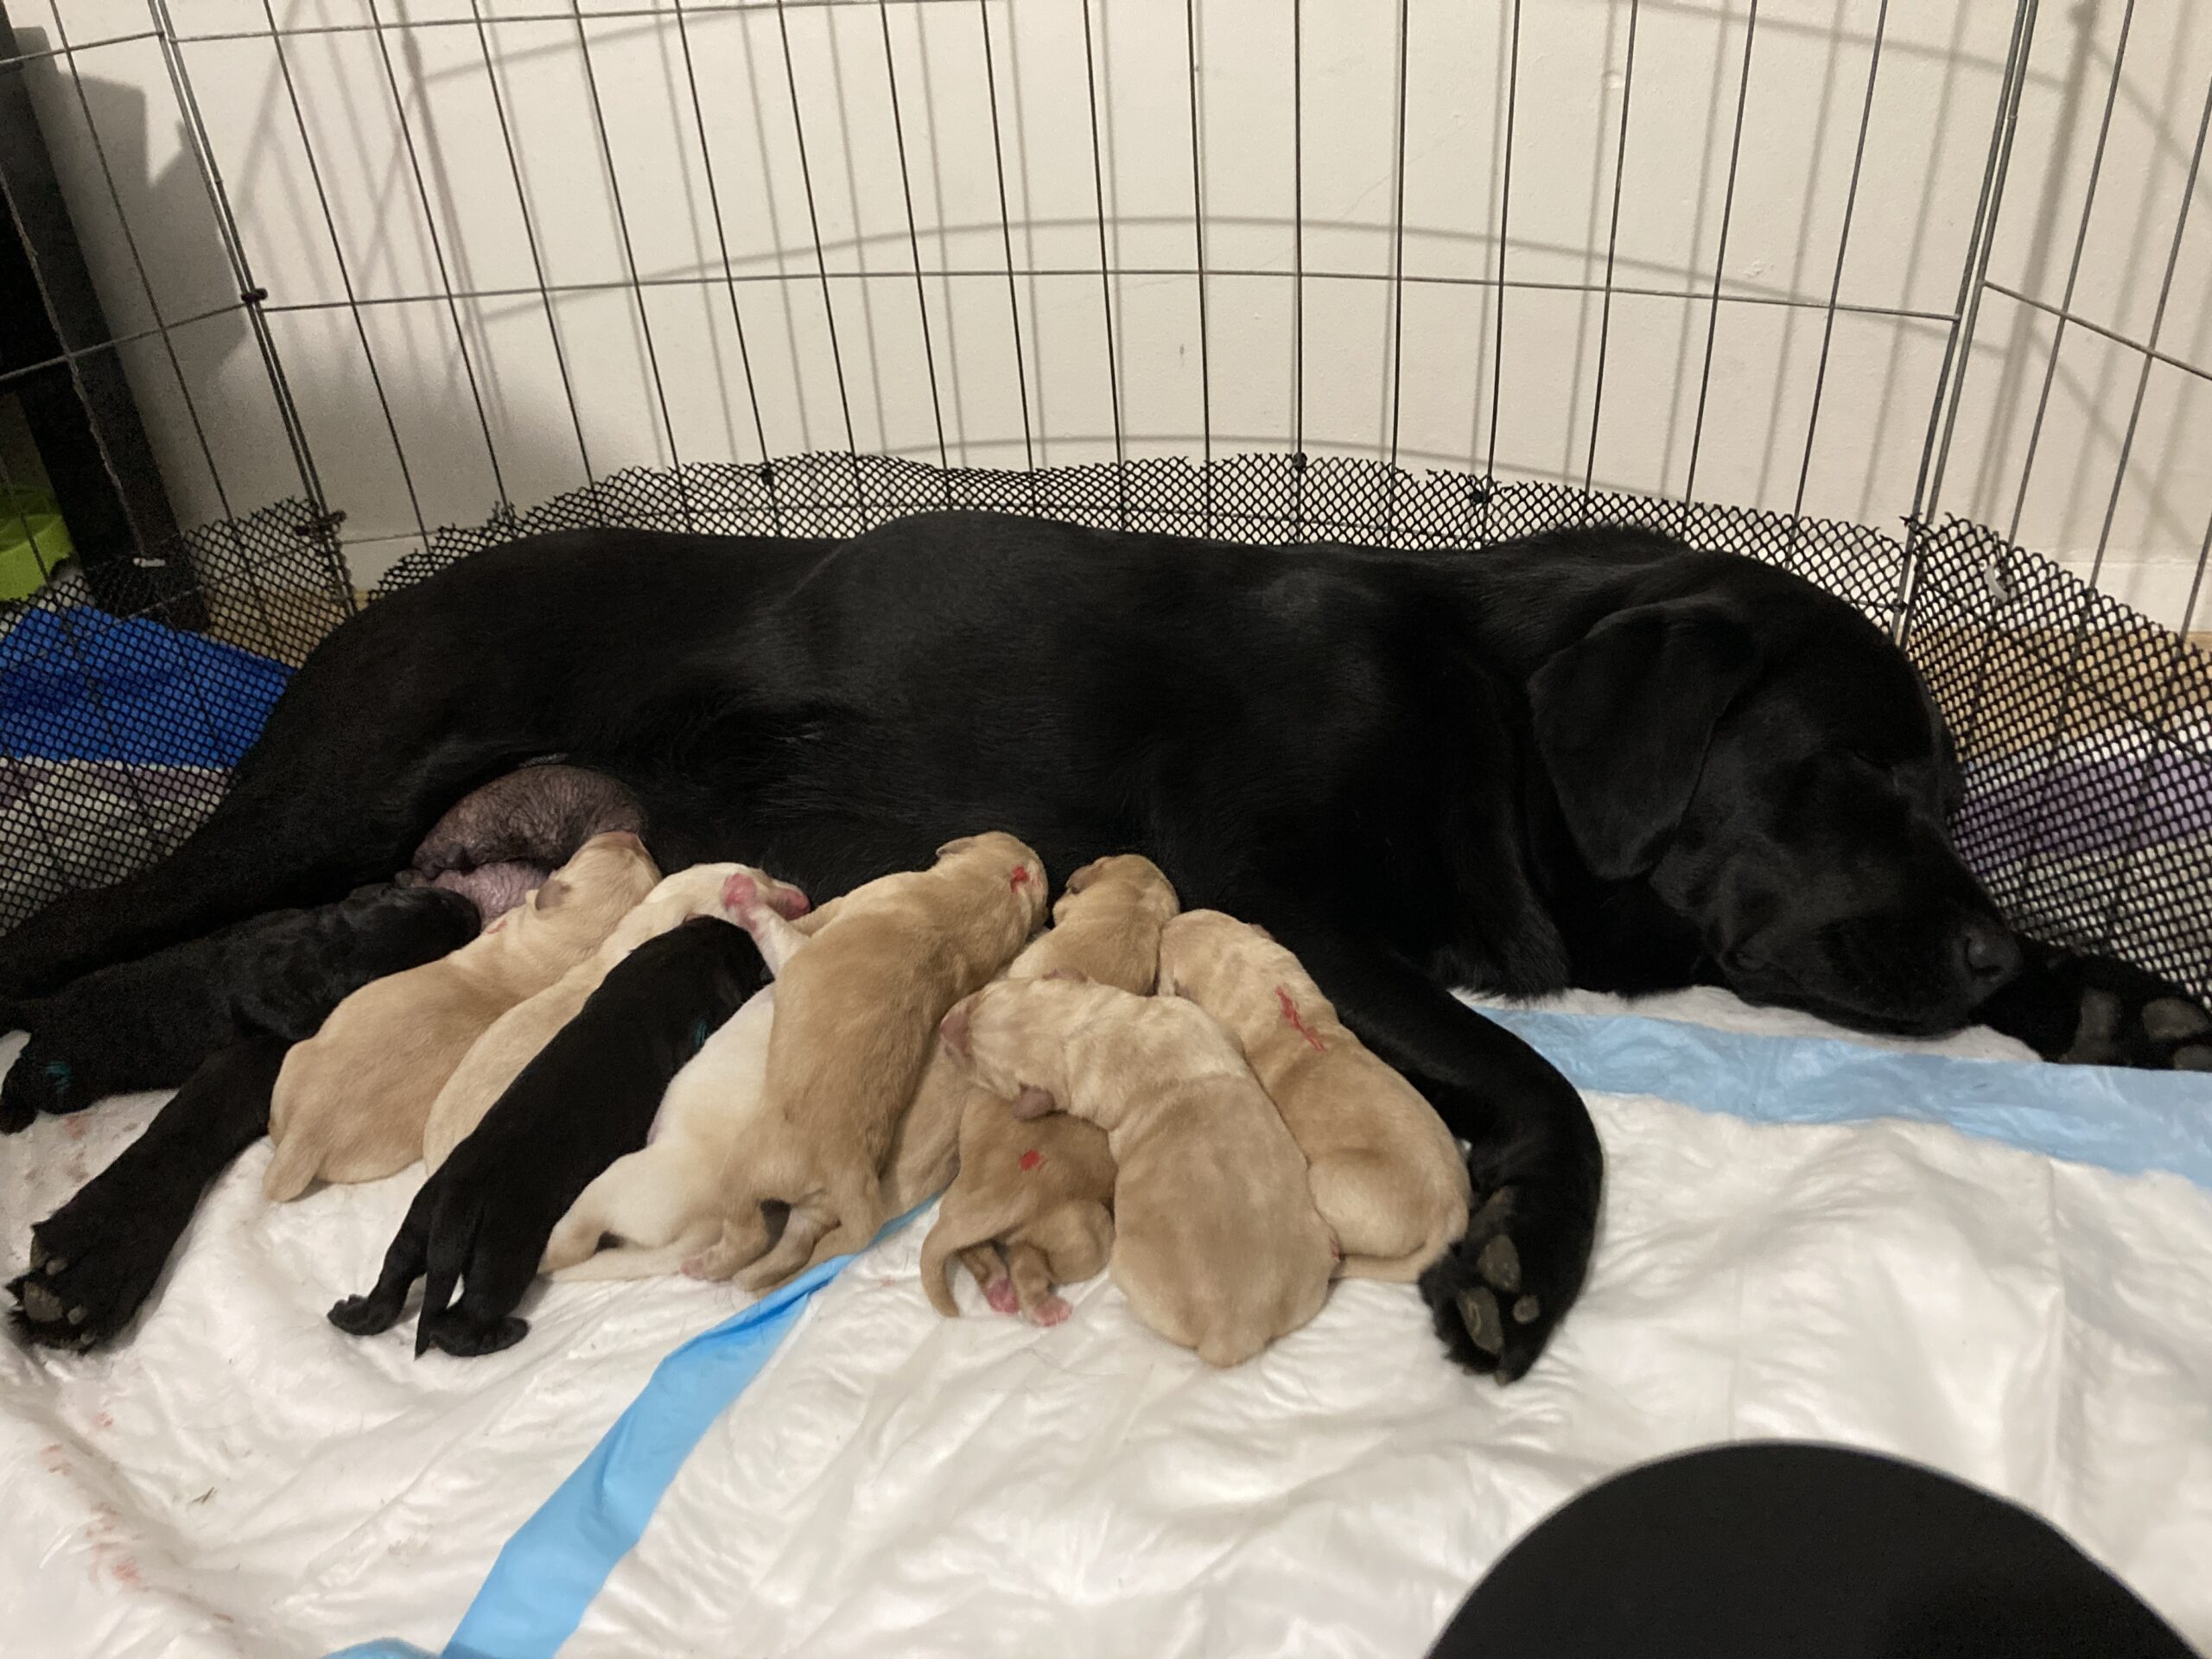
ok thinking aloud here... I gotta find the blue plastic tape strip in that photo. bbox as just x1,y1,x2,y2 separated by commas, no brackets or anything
326,1013,2212,1659
334,1204,928,1659
1480,1006,2212,1192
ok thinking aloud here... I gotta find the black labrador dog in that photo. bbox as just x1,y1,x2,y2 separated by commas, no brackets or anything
3,512,2202,1379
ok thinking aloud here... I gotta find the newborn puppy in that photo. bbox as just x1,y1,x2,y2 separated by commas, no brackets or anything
1158,910,1471,1283
423,861,810,1173
263,831,658,1199
329,916,763,1357
409,762,645,921
0,884,479,1131
536,875,825,1280
686,832,1048,1292
940,976,1333,1368
919,854,1179,1323
918,1104,1116,1326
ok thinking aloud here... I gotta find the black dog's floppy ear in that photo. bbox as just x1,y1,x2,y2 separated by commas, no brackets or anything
1529,597,1761,880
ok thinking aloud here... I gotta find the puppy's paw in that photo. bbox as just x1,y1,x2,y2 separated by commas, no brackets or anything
418,1309,528,1358
1418,1185,1574,1384
1026,1293,1072,1327
983,1275,1020,1317
9,1206,171,1350
720,870,761,918
327,1291,407,1337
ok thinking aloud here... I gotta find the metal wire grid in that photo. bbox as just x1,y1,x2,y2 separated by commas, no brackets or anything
0,0,2204,1002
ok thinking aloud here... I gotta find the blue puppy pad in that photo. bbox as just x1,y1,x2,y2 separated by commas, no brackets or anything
1484,1006,2212,1192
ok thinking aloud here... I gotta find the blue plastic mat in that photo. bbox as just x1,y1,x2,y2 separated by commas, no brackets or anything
0,606,289,767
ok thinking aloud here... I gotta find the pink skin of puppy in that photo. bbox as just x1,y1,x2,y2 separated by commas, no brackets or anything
938,975,1334,1368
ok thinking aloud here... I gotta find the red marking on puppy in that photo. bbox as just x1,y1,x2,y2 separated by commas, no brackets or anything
1009,864,1033,891
1276,986,1327,1052
1019,1148,1044,1173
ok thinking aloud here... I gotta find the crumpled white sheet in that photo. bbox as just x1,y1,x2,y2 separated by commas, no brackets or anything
2,994,2209,1659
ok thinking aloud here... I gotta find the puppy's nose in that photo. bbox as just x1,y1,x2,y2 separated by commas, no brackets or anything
1957,917,2021,990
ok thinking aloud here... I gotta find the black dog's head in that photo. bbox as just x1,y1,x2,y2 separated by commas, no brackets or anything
1529,578,2018,1036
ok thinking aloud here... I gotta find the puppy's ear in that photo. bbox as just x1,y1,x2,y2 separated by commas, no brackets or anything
1009,1085,1057,1120
935,836,978,859
1528,597,1760,880
1041,968,1090,983
939,995,977,1058
1062,856,1108,896
534,874,571,912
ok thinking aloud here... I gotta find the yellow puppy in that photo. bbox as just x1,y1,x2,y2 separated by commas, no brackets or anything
423,861,811,1173
684,832,1047,1292
264,831,658,1199
939,975,1333,1368
918,854,1179,1323
1156,909,1470,1281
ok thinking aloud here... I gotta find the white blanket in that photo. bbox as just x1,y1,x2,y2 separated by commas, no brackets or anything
3,994,2209,1658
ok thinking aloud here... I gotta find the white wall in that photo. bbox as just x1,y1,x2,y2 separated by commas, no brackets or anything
11,0,2212,632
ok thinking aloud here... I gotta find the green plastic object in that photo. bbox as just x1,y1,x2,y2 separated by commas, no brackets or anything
0,486,72,601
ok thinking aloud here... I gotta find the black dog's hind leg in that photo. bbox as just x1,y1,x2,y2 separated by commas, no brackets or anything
10,1036,287,1348
1241,900,1604,1383
1978,941,2212,1071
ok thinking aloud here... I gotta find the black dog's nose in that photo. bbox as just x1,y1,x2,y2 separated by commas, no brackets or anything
1958,918,2021,988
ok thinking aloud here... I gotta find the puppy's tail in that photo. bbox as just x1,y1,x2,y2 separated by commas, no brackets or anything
918,1213,971,1318
261,1128,321,1202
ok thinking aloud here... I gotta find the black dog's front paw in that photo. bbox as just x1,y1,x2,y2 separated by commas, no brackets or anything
9,1205,173,1350
1981,949,2212,1071
1419,1185,1573,1384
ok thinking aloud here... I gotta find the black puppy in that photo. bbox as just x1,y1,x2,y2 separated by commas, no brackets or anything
10,1036,289,1348
0,884,479,1131
329,915,761,1358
